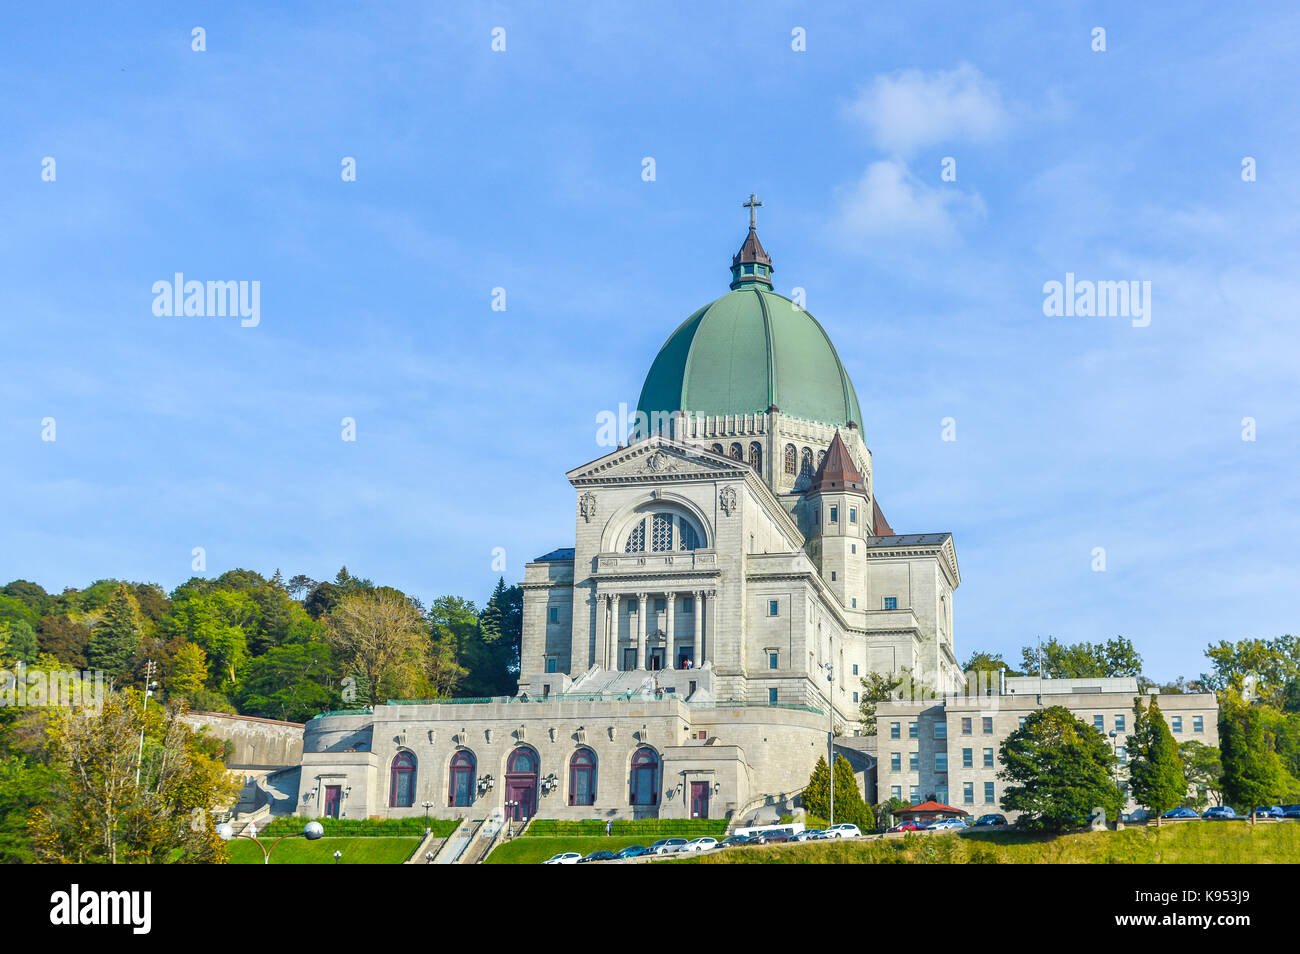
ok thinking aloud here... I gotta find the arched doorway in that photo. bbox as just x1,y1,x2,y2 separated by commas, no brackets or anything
390,751,417,808
448,750,476,808
629,746,660,808
505,746,539,821
569,748,597,806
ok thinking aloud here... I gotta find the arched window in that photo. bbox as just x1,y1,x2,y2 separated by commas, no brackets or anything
711,443,724,456
508,748,537,775
800,447,813,476
390,751,416,808
630,747,660,806
678,521,699,551
624,513,704,553
748,442,762,472
817,449,826,469
448,750,476,807
729,442,743,461
569,748,597,806
783,443,797,476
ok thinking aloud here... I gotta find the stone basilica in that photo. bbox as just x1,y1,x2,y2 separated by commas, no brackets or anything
294,202,962,825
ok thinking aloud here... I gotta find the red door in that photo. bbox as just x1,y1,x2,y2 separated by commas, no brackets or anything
324,785,342,819
690,782,710,819
506,780,536,820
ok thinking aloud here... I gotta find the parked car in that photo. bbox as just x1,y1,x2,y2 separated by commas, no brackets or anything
1253,806,1286,820
1202,806,1240,820
578,850,617,863
758,830,790,843
1281,805,1300,820
972,813,1007,827
1160,808,1200,820
926,817,969,830
648,838,689,855
542,852,582,865
680,837,718,853
887,821,925,833
823,824,862,839
615,845,650,859
717,835,753,848
791,829,824,841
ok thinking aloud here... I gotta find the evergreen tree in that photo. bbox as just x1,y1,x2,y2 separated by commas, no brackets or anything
998,705,1124,831
1220,698,1285,813
1128,698,1187,817
87,583,143,680
801,754,873,828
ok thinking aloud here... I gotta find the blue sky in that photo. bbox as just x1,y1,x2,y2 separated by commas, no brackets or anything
2,3,1297,681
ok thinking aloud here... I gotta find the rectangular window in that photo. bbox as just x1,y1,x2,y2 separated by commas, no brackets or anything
884,597,898,610
654,598,665,613
830,505,838,523
891,786,901,801
890,722,901,739
936,786,948,806
908,751,919,771
1093,715,1104,731
851,598,857,608
1018,716,1027,729
984,782,995,804
850,507,857,523
1171,716,1183,733
890,752,901,771
935,753,948,772
963,782,974,804
851,543,856,554
852,691,859,703
768,599,779,616
934,722,947,740
831,571,836,581
962,747,973,768
768,652,778,670
1117,746,1128,763
1193,715,1204,733
768,688,778,705
852,664,859,675
961,717,972,735
546,657,557,673
908,721,918,739
982,717,993,734
983,748,994,768
1115,714,1126,732
548,607,559,623
683,597,693,612
909,785,920,804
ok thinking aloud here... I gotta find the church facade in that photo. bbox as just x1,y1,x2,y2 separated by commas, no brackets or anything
294,204,963,824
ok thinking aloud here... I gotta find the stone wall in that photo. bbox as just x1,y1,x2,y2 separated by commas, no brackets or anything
182,711,304,768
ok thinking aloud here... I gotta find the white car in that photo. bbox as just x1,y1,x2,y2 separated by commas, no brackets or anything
926,818,969,831
680,837,719,853
648,838,689,855
542,852,583,865
823,824,862,839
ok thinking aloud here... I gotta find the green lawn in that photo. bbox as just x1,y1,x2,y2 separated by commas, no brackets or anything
484,836,655,865
684,821,1300,864
227,836,420,864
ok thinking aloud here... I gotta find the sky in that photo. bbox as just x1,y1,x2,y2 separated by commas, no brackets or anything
2,2,1297,682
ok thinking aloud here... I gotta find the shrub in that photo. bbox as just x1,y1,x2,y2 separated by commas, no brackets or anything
523,819,727,838
260,816,456,838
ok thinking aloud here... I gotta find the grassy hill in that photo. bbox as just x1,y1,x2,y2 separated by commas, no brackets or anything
686,822,1300,864
227,836,420,864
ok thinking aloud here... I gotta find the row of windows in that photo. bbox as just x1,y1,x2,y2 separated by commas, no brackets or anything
891,748,997,773
390,746,663,809
890,783,997,806
892,712,1206,741
782,444,824,478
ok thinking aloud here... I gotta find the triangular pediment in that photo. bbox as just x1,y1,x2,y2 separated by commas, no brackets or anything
567,437,750,486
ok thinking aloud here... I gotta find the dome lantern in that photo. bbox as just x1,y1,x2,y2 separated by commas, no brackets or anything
730,193,773,290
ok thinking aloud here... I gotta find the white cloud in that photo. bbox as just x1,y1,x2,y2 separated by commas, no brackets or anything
834,159,985,241
844,64,1009,155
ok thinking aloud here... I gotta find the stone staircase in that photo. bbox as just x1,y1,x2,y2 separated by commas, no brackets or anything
432,819,480,864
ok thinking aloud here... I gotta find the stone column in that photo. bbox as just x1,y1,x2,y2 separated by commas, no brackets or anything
693,590,704,666
606,596,616,670
594,593,608,671
704,589,716,664
636,593,648,670
664,592,675,669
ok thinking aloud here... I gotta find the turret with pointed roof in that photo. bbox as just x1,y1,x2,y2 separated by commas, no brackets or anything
806,430,866,495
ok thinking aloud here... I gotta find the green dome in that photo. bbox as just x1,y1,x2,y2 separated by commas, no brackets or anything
637,285,865,429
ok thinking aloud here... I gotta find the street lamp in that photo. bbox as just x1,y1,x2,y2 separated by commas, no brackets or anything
424,850,435,864
421,800,434,834
333,849,342,864
216,819,324,865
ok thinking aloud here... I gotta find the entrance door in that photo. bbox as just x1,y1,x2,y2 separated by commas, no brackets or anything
324,785,342,819
690,782,710,819
648,648,665,671
505,780,536,820
622,648,637,671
